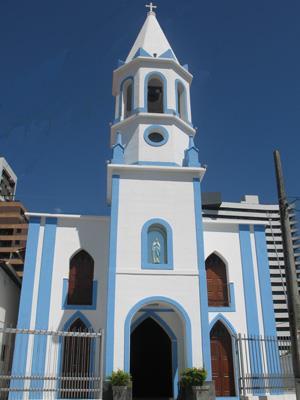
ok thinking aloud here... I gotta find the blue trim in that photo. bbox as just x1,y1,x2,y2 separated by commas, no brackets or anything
30,217,57,398
132,161,179,167
141,218,173,270
112,132,125,164
143,125,169,147
117,76,134,121
159,49,176,60
133,47,152,59
105,175,120,376
62,279,98,310
62,311,93,331
140,308,174,312
124,296,193,373
142,71,175,114
208,283,236,312
254,225,281,379
183,136,200,167
239,225,261,337
193,178,212,379
209,313,237,334
239,225,263,382
131,311,178,398
175,79,190,123
9,217,41,398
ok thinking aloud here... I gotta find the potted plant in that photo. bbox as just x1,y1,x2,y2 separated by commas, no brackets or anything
107,370,132,400
179,367,215,400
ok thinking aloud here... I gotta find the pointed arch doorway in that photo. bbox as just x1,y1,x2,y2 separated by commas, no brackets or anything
210,321,236,397
130,317,173,398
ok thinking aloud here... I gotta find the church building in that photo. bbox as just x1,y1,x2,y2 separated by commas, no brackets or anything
11,5,282,399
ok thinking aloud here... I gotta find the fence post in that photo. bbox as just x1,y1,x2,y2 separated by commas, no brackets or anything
99,329,105,399
237,333,246,398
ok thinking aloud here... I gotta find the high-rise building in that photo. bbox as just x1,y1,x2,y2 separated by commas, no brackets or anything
202,193,300,340
0,158,28,278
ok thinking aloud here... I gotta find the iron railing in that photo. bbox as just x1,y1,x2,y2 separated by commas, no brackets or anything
0,326,104,399
236,334,295,396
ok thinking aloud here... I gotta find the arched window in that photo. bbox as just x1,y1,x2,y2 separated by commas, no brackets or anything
147,77,163,113
122,79,133,119
61,318,92,399
176,81,187,120
210,321,235,396
147,224,167,264
68,250,94,305
205,253,229,306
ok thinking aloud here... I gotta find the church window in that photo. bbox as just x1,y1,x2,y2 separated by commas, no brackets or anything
144,125,169,147
176,81,187,121
147,77,164,113
68,250,94,305
206,253,229,307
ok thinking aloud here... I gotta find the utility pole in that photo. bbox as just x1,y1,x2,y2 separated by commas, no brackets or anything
274,150,300,399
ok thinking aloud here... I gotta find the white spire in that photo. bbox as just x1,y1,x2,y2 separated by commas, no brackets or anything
125,8,178,63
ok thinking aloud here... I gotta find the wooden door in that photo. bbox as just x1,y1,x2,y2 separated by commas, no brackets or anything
206,253,229,306
210,321,235,396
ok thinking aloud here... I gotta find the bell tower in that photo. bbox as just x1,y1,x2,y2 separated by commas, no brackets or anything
105,5,211,393
110,5,197,167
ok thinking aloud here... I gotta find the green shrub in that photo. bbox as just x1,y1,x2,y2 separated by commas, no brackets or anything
108,370,132,386
180,367,207,387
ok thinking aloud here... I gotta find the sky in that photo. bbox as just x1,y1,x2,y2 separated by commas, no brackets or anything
0,0,299,215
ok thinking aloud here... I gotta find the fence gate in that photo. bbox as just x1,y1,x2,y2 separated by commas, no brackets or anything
0,327,104,399
235,333,295,396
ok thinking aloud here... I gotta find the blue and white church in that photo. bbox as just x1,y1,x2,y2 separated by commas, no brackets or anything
12,6,283,400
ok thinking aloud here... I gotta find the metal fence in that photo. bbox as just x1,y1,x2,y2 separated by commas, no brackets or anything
236,334,295,396
0,327,104,399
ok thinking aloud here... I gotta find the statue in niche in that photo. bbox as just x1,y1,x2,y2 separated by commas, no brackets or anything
152,237,161,263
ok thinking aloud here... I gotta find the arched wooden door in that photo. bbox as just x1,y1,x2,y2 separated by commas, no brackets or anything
210,321,235,397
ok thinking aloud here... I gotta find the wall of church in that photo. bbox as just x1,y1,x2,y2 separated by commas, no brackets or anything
18,215,110,333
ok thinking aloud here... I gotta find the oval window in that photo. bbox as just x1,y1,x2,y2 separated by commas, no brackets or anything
148,132,164,143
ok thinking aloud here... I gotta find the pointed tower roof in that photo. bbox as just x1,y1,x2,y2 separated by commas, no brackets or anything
126,7,178,63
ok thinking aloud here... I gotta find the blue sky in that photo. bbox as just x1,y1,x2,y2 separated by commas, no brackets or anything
1,0,299,215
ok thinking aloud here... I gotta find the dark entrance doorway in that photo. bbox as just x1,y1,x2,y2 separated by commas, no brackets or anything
130,317,173,398
210,321,235,397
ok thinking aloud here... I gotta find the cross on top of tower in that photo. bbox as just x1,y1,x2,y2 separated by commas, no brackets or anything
145,2,157,15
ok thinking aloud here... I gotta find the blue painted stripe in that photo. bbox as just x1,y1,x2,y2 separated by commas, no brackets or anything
29,217,57,398
193,178,212,379
254,225,281,377
239,225,263,383
105,174,120,376
9,217,41,399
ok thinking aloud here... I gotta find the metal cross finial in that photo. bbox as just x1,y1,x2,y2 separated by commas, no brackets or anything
145,2,157,14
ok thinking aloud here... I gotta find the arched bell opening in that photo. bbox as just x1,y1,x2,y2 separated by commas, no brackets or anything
147,76,164,113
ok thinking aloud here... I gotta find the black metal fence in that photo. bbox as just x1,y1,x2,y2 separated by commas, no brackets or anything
0,327,104,399
236,334,295,396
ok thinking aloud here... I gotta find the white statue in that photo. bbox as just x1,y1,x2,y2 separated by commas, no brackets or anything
152,237,161,263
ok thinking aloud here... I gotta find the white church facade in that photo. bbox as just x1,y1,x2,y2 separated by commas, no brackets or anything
11,7,285,400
